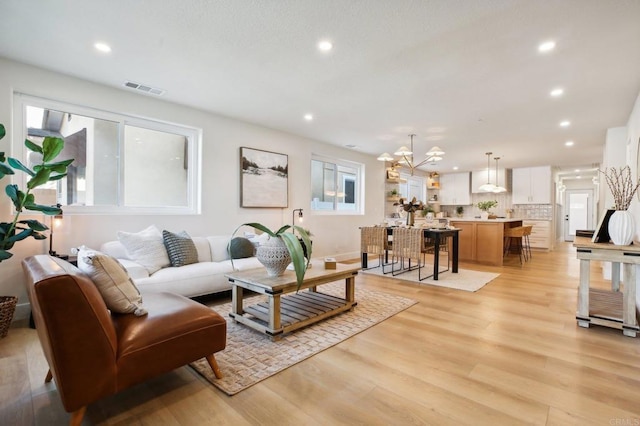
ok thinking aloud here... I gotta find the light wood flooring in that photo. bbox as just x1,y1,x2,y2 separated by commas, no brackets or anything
2,242,640,425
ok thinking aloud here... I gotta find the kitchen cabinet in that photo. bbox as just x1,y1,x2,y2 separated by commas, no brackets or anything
471,168,510,193
523,219,552,250
512,166,551,204
439,172,471,205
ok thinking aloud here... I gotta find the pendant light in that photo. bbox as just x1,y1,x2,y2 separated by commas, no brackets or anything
478,152,496,192
493,156,506,193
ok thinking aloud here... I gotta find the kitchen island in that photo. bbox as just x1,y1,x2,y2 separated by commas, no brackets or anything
448,218,523,266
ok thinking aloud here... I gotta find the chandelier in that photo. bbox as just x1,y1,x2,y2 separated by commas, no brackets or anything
377,134,445,176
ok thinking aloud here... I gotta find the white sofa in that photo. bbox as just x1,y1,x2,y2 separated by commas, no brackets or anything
100,236,263,297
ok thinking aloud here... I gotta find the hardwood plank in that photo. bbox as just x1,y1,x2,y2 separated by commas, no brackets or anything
4,242,640,424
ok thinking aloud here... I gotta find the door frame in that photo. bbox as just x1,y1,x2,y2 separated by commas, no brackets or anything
563,188,595,241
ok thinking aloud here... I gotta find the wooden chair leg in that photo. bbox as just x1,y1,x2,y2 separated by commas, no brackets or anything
205,354,223,379
45,369,53,383
70,406,86,426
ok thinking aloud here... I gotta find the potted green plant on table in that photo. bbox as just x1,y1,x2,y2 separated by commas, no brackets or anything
0,122,73,337
477,200,498,220
231,223,312,289
455,206,464,218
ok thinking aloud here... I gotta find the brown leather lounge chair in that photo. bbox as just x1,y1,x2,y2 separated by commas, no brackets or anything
22,255,227,426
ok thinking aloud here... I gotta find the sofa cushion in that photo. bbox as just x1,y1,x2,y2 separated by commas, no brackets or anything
163,230,198,267
207,236,232,262
117,225,170,274
80,254,147,316
229,237,255,259
191,237,212,262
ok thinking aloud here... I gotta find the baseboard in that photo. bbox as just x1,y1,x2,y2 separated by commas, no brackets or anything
14,302,31,322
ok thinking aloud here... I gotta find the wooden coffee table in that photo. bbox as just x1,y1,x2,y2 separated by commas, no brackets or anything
225,260,359,340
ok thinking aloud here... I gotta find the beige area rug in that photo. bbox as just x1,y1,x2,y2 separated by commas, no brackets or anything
361,265,499,292
190,282,417,395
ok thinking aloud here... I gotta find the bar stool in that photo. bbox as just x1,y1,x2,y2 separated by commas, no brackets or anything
503,226,527,264
522,225,533,261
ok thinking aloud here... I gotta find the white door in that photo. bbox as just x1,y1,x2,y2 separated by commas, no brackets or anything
564,189,593,241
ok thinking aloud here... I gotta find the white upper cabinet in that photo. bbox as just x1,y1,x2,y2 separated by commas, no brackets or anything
512,166,552,204
439,172,471,205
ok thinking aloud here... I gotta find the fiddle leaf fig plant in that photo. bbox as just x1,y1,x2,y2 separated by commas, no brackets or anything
0,123,74,262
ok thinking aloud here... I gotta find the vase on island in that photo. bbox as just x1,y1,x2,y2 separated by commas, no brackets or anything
608,210,635,246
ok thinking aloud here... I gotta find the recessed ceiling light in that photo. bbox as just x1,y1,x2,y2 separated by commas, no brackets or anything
538,40,556,52
317,40,333,52
565,141,574,146
304,114,313,121
575,169,580,172
453,166,459,170
94,42,112,53
560,120,571,127
550,88,564,97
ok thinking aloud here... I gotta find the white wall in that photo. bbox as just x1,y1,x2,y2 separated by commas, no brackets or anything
0,58,385,319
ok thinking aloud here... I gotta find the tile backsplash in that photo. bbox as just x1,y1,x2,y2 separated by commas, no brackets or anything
440,192,553,220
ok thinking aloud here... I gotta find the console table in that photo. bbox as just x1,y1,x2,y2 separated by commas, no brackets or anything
573,236,639,337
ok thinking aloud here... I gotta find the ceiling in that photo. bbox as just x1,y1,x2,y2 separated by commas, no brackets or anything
1,0,639,180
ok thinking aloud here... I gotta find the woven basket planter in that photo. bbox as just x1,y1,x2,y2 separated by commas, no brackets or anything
0,296,18,338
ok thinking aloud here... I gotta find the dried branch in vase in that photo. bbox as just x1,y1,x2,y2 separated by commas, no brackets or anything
599,166,640,210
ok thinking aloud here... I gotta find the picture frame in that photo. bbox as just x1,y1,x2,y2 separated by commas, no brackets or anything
592,209,615,243
240,147,288,208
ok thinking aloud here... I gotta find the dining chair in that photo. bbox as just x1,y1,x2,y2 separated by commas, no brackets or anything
360,226,390,270
391,227,428,280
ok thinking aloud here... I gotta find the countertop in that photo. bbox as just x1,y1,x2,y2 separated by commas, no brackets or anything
448,218,524,223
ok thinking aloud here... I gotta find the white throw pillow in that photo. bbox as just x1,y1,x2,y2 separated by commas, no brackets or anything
117,225,170,274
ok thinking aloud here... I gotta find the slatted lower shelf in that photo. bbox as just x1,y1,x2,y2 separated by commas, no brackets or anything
589,288,623,322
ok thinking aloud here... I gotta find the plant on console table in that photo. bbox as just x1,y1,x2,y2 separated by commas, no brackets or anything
0,123,73,262
231,223,312,289
599,166,640,245
477,200,498,220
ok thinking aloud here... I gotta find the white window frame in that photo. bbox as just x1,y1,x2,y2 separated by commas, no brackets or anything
310,154,364,215
12,93,202,215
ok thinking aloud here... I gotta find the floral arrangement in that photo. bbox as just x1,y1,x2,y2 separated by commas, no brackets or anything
393,197,424,213
477,200,498,212
599,166,640,210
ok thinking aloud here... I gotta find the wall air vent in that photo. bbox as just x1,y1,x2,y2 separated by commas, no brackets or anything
123,81,165,96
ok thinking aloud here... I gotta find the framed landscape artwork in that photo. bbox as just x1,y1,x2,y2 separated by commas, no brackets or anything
240,147,288,208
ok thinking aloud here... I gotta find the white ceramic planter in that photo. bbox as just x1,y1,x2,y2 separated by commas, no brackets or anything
608,210,635,246
256,236,291,276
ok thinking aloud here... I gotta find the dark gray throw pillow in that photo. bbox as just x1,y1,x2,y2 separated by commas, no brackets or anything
162,230,198,267
229,237,255,259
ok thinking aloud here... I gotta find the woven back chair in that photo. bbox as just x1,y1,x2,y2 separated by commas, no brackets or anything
360,226,389,270
391,227,428,280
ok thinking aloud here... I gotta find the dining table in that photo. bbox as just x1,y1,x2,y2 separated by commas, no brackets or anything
361,226,460,280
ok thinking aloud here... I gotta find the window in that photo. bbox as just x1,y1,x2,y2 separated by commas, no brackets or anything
14,94,201,214
310,155,363,214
